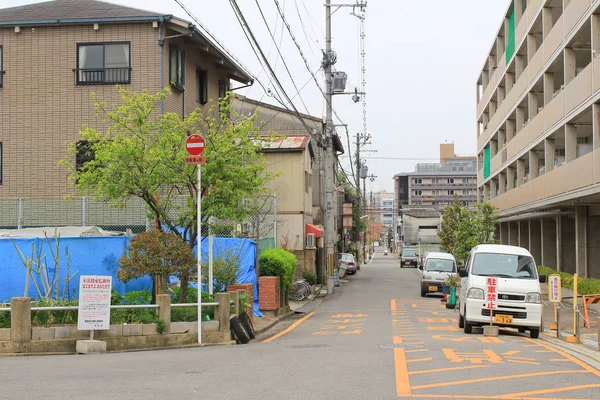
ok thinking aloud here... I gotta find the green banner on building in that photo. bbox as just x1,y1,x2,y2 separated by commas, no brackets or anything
484,145,491,179
506,10,515,64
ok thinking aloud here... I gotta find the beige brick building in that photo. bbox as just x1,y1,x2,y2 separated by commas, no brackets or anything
477,0,600,278
0,0,252,228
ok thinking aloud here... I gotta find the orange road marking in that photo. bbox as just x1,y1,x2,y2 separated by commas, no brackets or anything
409,365,490,375
410,370,586,390
406,357,433,363
405,349,429,353
409,395,584,400
524,337,600,378
498,383,600,398
549,358,571,362
262,312,314,343
391,299,411,397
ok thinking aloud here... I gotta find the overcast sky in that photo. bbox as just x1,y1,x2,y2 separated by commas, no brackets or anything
3,0,511,193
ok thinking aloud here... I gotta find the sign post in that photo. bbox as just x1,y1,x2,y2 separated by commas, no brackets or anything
486,277,498,326
78,275,112,340
185,134,206,345
548,274,562,331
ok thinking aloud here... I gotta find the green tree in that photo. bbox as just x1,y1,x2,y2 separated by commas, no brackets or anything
60,88,276,301
439,195,498,262
117,230,195,297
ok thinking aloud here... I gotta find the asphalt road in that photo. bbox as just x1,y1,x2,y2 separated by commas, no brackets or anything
2,252,599,400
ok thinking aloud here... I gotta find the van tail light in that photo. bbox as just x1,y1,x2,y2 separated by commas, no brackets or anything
348,262,355,266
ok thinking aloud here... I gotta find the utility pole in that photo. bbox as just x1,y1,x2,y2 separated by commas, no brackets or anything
324,1,367,294
324,0,335,295
355,133,362,264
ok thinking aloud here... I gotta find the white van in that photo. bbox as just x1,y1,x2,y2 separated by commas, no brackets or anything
458,244,547,339
419,252,457,297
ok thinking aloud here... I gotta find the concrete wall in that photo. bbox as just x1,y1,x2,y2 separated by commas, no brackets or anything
541,218,557,269
529,220,542,264
561,216,576,274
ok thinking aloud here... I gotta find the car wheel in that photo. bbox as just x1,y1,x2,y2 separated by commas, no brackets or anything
400,264,404,268
518,327,527,333
530,328,540,339
420,289,426,297
463,309,473,334
458,311,465,329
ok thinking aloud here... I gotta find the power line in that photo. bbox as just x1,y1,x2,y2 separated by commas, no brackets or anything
229,0,320,139
254,0,319,132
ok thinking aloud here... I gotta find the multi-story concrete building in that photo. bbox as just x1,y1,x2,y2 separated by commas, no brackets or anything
477,0,600,279
369,190,394,228
394,144,478,208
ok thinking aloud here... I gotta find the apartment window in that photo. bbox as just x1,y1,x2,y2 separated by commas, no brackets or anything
218,80,229,99
447,178,454,184
414,190,422,196
76,42,131,85
448,190,455,195
196,68,208,104
0,45,3,88
414,178,422,184
75,140,95,171
463,190,469,195
432,190,438,195
462,178,468,184
169,45,185,90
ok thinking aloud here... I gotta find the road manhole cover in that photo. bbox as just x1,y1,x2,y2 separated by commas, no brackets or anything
287,344,330,349
380,344,425,349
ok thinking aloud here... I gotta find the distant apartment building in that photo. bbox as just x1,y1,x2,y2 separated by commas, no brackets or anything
394,144,478,208
370,190,394,228
393,143,477,246
476,0,600,279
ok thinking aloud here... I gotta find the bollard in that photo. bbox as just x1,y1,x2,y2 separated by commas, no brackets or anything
10,297,31,353
156,294,171,334
230,290,240,316
556,303,561,339
575,306,581,344
215,292,231,336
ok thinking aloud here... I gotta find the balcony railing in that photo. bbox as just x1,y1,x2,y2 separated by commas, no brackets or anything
74,67,132,85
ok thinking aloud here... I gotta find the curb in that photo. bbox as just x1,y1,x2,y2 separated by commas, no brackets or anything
539,333,600,370
254,311,295,335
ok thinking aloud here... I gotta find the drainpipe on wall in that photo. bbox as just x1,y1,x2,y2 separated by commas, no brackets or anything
159,17,164,115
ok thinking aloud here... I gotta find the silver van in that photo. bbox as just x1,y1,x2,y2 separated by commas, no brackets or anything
419,252,457,297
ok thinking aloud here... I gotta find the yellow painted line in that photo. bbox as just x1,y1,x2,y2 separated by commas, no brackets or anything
391,299,411,398
262,312,314,343
549,358,571,362
409,395,584,400
405,348,429,353
535,350,555,353
498,384,600,399
524,337,600,378
409,365,490,375
410,370,585,390
406,357,433,363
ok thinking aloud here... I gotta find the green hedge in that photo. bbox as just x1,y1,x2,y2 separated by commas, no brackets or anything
259,248,297,288
537,266,600,295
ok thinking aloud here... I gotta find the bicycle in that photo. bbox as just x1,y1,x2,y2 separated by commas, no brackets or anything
288,279,312,301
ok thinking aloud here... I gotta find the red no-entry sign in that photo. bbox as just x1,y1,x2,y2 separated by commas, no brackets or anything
186,134,206,156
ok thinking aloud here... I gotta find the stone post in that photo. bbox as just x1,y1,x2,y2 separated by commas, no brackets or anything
215,293,230,336
11,297,31,353
156,294,171,335
230,290,240,316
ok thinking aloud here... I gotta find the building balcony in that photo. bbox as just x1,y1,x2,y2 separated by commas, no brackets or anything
565,62,592,114
75,67,132,85
544,15,563,64
564,0,591,39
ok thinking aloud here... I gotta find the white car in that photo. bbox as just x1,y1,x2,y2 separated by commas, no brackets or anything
458,244,547,339
419,252,457,297
339,253,357,275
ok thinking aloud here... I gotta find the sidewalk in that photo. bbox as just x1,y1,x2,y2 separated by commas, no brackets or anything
541,283,599,352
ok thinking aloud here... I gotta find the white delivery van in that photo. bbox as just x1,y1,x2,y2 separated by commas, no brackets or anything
458,244,547,339
419,252,457,297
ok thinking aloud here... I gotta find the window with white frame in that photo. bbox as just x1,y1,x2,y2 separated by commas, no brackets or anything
169,45,185,90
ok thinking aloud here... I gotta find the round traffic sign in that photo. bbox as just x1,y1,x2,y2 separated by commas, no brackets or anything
186,134,206,156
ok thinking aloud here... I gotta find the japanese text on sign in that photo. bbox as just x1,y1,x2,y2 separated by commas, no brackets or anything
486,277,498,310
78,275,112,331
548,274,562,303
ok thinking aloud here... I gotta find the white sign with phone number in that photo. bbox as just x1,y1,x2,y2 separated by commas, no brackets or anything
78,275,112,331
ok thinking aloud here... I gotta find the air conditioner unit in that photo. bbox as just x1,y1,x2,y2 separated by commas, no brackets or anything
306,233,316,249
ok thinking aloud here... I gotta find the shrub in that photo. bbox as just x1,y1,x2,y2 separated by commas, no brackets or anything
0,304,10,328
170,288,215,321
537,266,600,295
110,290,157,324
259,248,297,289
302,270,317,286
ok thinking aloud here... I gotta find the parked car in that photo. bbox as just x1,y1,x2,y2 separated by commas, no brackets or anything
457,244,546,339
419,252,457,297
400,248,418,268
339,253,358,275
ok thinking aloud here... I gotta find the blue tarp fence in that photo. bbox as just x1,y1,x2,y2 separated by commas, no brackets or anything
0,235,263,317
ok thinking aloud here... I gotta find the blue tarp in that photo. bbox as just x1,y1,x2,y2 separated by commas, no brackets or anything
0,235,263,317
